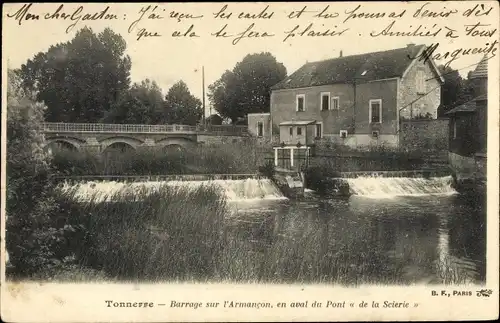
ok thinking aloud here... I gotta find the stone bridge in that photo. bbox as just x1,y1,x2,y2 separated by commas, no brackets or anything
42,122,248,153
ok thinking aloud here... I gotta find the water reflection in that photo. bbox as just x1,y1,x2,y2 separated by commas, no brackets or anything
224,193,486,285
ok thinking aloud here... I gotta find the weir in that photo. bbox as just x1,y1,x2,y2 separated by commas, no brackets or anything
52,174,265,184
339,169,450,179
344,175,456,197
60,178,286,202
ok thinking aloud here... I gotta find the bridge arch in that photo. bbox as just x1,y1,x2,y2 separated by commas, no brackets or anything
156,137,196,150
99,136,144,153
45,137,85,152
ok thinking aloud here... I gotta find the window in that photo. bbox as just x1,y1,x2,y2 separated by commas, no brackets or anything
257,122,263,137
372,131,379,138
340,130,348,138
321,93,339,111
369,99,382,123
416,69,425,94
453,120,457,139
315,123,322,138
332,97,340,110
320,92,330,110
296,94,305,112
297,127,302,135
289,127,293,136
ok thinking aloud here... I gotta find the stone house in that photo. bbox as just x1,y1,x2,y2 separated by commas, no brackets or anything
445,56,488,187
250,44,444,152
247,112,272,139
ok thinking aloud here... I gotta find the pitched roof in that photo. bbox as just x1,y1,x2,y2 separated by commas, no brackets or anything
445,93,488,115
445,102,476,115
445,95,485,115
272,44,437,90
469,56,488,79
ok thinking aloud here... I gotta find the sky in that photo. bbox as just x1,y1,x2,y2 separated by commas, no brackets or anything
3,2,498,117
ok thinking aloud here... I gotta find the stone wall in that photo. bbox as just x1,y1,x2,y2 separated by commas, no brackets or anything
197,134,247,145
449,152,486,193
400,119,449,151
318,134,399,149
398,53,441,119
448,152,476,181
474,154,487,180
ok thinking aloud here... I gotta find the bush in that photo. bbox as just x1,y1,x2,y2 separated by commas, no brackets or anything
5,69,71,278
50,140,271,176
51,148,187,176
258,160,275,179
303,166,342,195
309,150,426,173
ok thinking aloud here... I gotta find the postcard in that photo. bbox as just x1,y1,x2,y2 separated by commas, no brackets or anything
1,1,499,322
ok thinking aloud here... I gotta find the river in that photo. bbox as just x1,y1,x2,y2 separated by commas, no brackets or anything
224,190,486,285
66,176,486,285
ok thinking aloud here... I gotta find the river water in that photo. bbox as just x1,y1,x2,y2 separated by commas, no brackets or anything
66,176,486,285
225,191,486,285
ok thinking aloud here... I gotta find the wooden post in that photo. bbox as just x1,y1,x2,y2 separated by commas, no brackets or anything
290,148,294,167
274,148,278,166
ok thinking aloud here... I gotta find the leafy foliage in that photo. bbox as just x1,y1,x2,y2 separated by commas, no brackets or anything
17,27,132,123
206,114,223,125
6,69,78,278
163,81,203,125
437,65,474,117
258,160,276,179
102,79,164,124
208,52,287,123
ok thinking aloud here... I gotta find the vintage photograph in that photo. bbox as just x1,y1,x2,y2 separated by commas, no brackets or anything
1,1,498,321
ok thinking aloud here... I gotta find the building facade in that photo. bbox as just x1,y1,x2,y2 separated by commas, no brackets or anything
446,57,488,187
268,44,444,149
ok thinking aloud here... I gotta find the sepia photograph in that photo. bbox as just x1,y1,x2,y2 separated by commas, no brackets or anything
1,1,499,322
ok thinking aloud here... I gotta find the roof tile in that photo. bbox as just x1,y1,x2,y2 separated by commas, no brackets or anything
469,56,488,79
272,45,428,90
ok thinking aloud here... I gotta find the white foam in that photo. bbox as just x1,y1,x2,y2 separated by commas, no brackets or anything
59,178,286,202
346,176,457,198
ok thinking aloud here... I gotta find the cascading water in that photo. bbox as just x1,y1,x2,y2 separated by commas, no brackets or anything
165,179,286,201
60,178,286,202
345,175,456,198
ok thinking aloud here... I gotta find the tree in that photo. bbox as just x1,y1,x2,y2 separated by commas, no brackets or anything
6,69,61,277
17,27,131,123
163,81,202,125
208,52,287,123
206,114,223,125
6,70,49,208
437,65,474,117
102,79,164,124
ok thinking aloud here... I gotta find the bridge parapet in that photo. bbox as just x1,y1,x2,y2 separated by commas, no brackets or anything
43,122,248,136
43,122,198,134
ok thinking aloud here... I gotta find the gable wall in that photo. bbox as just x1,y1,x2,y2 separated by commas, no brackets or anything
399,57,441,119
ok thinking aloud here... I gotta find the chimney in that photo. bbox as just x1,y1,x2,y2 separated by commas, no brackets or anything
407,43,415,49
339,50,343,57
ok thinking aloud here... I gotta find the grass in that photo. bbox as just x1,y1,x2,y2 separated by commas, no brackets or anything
8,183,228,282
50,141,273,176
